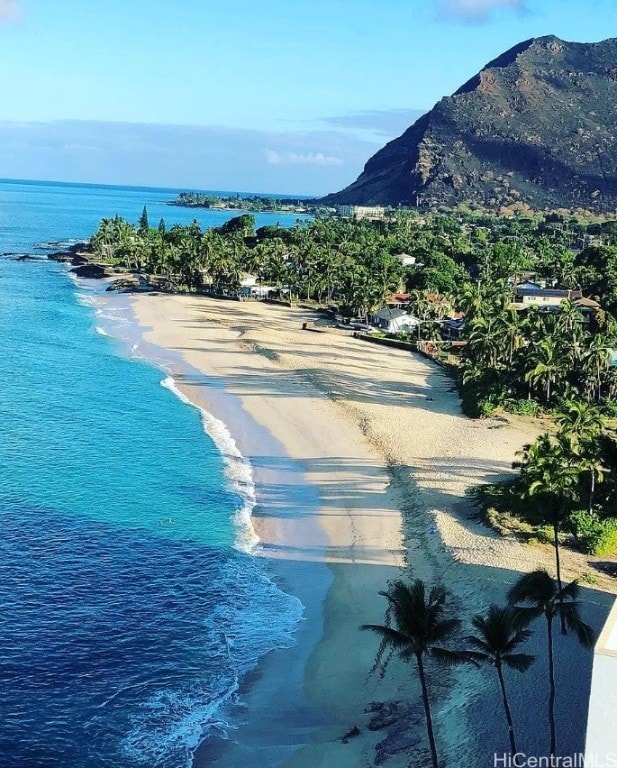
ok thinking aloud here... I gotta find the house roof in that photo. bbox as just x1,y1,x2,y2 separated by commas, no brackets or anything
374,307,407,321
515,286,582,299
573,296,601,309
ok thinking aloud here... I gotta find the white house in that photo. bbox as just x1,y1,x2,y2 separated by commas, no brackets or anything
585,600,617,764
371,307,419,334
394,252,417,267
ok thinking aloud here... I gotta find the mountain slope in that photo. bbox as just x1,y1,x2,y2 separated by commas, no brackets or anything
324,36,617,212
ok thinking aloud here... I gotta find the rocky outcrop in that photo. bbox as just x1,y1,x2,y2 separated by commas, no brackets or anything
324,36,617,212
70,263,114,279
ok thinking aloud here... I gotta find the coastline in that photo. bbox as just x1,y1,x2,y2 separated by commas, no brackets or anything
121,293,616,765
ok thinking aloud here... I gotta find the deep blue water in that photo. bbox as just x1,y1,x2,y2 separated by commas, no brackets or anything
0,180,305,767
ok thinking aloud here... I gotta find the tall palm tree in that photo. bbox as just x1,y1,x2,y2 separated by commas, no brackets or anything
556,401,606,513
517,432,579,602
508,571,595,758
525,338,562,404
465,605,535,755
362,579,472,768
583,336,611,401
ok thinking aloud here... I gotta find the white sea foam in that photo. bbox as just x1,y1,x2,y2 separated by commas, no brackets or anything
95,327,109,337
121,680,238,768
160,376,259,553
76,293,96,307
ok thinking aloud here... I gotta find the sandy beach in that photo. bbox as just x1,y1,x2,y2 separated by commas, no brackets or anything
127,294,616,767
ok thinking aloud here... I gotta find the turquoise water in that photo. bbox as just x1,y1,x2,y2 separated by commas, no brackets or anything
0,180,305,767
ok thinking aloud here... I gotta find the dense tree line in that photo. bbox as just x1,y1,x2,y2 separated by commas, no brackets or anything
90,207,617,554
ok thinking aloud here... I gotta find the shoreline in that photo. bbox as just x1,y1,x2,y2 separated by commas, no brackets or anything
119,292,616,765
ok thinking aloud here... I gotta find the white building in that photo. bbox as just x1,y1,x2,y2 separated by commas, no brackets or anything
394,253,417,267
585,600,617,764
371,307,419,334
337,205,386,221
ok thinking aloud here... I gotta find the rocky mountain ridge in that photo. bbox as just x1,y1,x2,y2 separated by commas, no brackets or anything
324,36,617,212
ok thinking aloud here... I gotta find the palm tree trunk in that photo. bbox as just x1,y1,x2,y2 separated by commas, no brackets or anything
496,662,518,755
588,469,596,514
552,518,563,595
416,653,439,768
552,513,567,635
547,616,557,757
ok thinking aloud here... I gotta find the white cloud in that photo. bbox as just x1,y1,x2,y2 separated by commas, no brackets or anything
437,0,526,22
0,0,20,22
265,149,343,167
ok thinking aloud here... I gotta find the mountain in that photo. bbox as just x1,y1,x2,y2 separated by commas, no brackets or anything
324,36,617,212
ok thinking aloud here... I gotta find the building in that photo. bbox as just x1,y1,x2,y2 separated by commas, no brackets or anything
337,205,386,221
394,253,417,267
512,281,583,309
585,600,617,764
371,307,419,334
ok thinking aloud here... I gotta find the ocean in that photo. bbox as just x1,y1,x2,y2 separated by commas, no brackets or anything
0,179,308,767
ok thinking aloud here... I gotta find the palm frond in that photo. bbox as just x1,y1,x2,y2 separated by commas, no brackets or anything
430,647,480,667
502,653,535,672
562,612,596,648
508,570,555,606
464,635,492,654
361,624,412,651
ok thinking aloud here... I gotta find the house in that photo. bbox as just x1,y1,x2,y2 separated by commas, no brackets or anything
371,307,419,334
573,296,602,316
512,282,582,309
394,252,417,267
585,600,617,765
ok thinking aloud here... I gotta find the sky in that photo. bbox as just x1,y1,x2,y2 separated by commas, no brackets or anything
0,0,616,195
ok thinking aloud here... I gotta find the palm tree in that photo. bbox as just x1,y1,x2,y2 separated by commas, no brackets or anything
583,336,611,401
525,338,562,404
556,400,604,442
508,571,595,758
465,605,534,755
362,579,472,768
556,401,606,513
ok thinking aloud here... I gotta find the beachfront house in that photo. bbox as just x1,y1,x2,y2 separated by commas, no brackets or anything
371,307,419,334
585,600,617,765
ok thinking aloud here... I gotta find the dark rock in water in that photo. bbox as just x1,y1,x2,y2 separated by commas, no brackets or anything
47,251,90,265
375,730,422,765
70,263,112,279
367,701,401,730
375,702,428,766
323,36,617,213
341,725,361,743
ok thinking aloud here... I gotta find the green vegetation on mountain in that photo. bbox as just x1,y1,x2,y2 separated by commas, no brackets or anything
324,36,617,214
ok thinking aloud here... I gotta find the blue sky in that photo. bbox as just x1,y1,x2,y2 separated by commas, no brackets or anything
0,0,616,195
